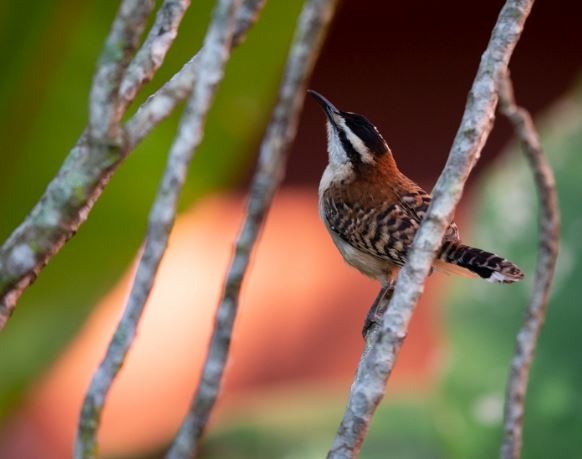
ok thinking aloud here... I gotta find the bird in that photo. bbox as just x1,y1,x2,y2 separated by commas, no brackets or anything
307,90,524,335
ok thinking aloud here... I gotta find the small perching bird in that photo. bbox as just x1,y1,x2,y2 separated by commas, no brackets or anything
308,90,524,333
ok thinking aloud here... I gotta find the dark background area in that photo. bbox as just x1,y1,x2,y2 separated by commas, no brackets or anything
291,0,581,189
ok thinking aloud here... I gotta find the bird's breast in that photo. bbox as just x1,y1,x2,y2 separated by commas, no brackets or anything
318,190,397,285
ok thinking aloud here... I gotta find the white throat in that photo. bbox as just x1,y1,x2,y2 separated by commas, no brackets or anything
326,121,347,166
325,119,376,167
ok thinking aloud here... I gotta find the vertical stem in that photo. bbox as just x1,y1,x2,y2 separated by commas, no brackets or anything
166,0,339,457
498,71,560,459
74,1,241,457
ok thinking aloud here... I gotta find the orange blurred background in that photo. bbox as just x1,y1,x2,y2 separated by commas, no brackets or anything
0,190,448,458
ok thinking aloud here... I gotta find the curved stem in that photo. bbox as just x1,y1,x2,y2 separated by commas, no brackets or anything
498,71,560,459
166,0,339,457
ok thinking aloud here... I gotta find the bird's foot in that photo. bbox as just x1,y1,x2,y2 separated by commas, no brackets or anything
361,283,394,339
362,307,384,338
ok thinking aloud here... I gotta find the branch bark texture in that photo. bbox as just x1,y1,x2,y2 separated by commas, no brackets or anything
328,1,535,457
0,0,264,330
498,72,560,459
89,0,155,143
166,0,339,457
74,0,243,457
118,0,192,113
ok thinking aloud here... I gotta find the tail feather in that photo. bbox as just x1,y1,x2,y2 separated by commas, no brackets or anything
437,241,524,284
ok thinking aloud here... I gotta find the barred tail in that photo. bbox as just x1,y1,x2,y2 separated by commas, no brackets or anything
436,241,524,284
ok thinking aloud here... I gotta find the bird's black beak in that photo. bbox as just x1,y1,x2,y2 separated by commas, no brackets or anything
307,90,339,120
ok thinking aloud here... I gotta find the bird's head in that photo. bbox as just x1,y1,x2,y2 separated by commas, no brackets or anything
308,90,390,167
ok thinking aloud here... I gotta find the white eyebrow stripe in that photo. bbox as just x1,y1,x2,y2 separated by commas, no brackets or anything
337,117,376,164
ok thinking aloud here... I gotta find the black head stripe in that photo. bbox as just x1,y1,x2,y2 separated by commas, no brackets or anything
342,112,388,156
338,129,362,164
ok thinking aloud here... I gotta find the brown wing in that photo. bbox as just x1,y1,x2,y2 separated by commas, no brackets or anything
322,192,420,267
398,188,460,242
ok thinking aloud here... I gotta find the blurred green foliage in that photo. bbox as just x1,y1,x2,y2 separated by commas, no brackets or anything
200,396,445,459
437,87,582,459
0,0,303,418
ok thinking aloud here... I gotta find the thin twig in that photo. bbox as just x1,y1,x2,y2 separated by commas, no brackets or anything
89,0,155,143
74,1,241,457
0,0,265,330
118,0,192,113
126,0,266,147
166,0,339,457
328,1,536,457
498,71,559,459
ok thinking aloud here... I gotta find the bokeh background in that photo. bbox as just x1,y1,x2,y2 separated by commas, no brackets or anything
0,0,581,458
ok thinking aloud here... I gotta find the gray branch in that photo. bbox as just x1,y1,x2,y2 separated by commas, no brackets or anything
327,1,536,457
0,0,264,330
126,0,266,148
75,0,240,458
89,0,155,143
73,1,242,458
118,0,192,113
165,0,339,458
498,72,560,459
232,0,266,46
